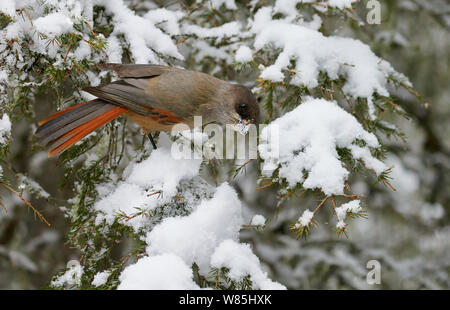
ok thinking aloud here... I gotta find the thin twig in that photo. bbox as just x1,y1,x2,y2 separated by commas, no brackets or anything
382,178,397,191
297,191,306,199
0,182,51,226
256,180,273,191
234,159,254,178
147,190,162,197
330,196,337,212
313,196,329,214
84,21,97,38
64,37,72,63
340,194,365,199
22,8,33,26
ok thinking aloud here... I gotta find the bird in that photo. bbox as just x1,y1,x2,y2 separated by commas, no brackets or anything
35,63,260,156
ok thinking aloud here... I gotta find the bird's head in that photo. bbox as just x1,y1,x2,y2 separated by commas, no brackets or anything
217,84,259,134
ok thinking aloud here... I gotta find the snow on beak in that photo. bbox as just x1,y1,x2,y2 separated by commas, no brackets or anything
235,117,250,135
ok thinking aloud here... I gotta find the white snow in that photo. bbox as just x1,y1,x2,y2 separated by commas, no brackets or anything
0,114,11,145
1,0,179,66
235,46,253,63
251,214,266,226
92,270,111,287
116,181,285,289
73,40,91,61
335,200,361,229
118,254,199,290
145,183,243,272
144,9,183,35
184,21,241,40
51,262,83,288
34,13,74,39
105,36,123,63
0,0,15,16
211,240,286,290
93,134,202,230
250,7,410,108
259,98,386,196
296,209,314,228
93,0,183,63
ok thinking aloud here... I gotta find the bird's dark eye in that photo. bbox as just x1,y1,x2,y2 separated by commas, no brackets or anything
238,103,247,113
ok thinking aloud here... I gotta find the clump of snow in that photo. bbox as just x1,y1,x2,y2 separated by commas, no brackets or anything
105,36,123,63
92,270,111,287
73,40,91,61
235,46,253,63
184,21,241,40
251,214,266,226
51,261,83,289
0,0,15,16
211,240,286,290
93,0,183,63
250,7,410,108
118,254,199,290
0,114,11,145
335,200,362,229
34,13,74,39
295,209,314,228
117,181,284,289
145,183,243,272
0,0,185,69
236,122,250,135
93,134,202,230
259,98,386,196
144,9,183,35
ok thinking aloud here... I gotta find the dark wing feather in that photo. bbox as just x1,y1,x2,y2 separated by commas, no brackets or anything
85,63,182,115
83,81,156,115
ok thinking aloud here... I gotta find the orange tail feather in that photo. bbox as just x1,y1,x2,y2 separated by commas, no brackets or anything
48,107,127,156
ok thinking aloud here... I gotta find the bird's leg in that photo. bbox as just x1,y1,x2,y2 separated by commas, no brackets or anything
147,133,157,150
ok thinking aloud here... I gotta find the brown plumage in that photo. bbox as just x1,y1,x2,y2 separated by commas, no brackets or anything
35,63,259,156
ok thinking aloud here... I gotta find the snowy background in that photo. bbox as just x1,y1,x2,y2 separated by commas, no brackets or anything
0,0,449,289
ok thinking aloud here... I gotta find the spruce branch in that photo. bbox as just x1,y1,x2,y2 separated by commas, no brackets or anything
0,182,51,226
